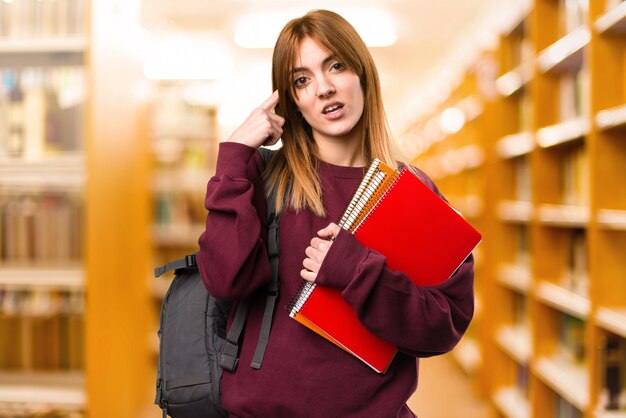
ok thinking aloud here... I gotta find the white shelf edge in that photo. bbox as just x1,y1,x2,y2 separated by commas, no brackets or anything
496,62,533,97
536,281,590,319
0,154,86,189
495,325,532,363
595,307,626,338
498,200,534,223
537,27,590,73
537,204,590,227
596,104,626,131
594,2,626,34
536,116,589,148
594,410,626,418
496,132,535,158
0,267,84,289
597,209,626,230
533,356,589,411
0,371,85,408
497,264,532,293
0,37,88,54
496,69,524,97
492,387,531,418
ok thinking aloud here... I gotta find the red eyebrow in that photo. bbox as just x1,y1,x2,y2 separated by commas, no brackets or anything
292,54,336,74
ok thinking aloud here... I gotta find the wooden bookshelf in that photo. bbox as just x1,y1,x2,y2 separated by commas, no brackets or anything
0,1,153,417
147,82,220,367
404,0,626,416
408,51,499,396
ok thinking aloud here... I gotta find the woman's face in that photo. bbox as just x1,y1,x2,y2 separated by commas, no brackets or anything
291,37,364,146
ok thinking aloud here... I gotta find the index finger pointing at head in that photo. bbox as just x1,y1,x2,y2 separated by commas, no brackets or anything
260,90,280,111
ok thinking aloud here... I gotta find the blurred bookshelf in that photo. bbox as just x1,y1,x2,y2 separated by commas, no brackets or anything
404,0,626,416
147,82,219,356
0,1,153,417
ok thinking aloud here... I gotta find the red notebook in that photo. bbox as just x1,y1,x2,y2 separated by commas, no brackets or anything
288,160,482,373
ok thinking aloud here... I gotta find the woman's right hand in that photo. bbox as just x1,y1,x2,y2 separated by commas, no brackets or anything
227,90,285,148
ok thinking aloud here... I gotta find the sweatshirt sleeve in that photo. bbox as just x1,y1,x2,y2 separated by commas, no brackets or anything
314,168,475,357
196,142,272,300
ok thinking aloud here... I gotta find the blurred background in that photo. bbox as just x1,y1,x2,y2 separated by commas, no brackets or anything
1,0,626,417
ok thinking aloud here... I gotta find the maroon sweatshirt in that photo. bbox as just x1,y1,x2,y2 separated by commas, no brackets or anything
197,142,475,418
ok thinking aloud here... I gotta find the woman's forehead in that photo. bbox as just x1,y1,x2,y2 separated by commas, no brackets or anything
292,37,332,68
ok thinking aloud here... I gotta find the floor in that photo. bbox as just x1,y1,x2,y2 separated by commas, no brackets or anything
408,353,490,418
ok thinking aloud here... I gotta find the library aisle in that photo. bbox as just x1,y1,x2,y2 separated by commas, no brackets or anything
2,0,626,417
408,354,490,418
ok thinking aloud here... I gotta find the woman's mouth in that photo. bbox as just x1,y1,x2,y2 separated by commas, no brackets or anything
322,103,344,114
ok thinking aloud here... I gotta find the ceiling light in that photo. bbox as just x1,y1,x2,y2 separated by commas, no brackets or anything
439,107,465,134
234,7,397,49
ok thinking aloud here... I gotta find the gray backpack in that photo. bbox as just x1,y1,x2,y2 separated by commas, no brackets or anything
154,148,282,418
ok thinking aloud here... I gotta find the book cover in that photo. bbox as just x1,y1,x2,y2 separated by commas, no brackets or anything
288,160,482,373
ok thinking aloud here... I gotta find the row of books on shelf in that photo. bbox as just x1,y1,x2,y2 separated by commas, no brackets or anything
559,0,588,36
515,89,533,133
559,70,589,123
0,66,85,159
563,228,588,297
154,192,206,230
517,362,530,397
0,192,83,263
152,135,214,169
506,21,533,71
497,323,625,413
601,333,626,411
513,157,531,201
504,148,588,209
0,0,86,39
0,312,83,370
557,394,583,418
151,96,218,142
0,288,83,316
559,313,585,364
560,145,589,207
506,229,588,298
502,47,589,132
512,291,529,328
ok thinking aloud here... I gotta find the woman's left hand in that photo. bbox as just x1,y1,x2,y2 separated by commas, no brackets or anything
301,223,341,282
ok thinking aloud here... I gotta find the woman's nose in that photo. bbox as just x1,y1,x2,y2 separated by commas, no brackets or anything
317,78,336,98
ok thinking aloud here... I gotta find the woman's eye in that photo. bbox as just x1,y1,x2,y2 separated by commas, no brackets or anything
294,76,308,87
331,62,344,71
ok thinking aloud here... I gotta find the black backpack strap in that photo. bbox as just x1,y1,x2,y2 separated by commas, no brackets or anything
154,254,196,278
221,147,288,371
220,298,250,371
251,206,281,369
251,147,289,369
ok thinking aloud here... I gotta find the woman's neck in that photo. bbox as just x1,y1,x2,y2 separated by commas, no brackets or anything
314,126,365,167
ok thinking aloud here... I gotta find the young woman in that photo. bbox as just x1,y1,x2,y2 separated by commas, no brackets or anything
197,9,475,418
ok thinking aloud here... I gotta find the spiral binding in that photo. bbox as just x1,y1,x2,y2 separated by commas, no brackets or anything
286,280,317,316
286,160,403,319
338,159,381,228
352,168,408,234
342,171,386,232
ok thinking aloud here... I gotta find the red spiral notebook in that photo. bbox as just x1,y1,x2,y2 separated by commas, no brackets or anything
287,160,482,373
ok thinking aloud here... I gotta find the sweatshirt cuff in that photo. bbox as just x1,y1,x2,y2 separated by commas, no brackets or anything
215,142,260,178
315,228,368,289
